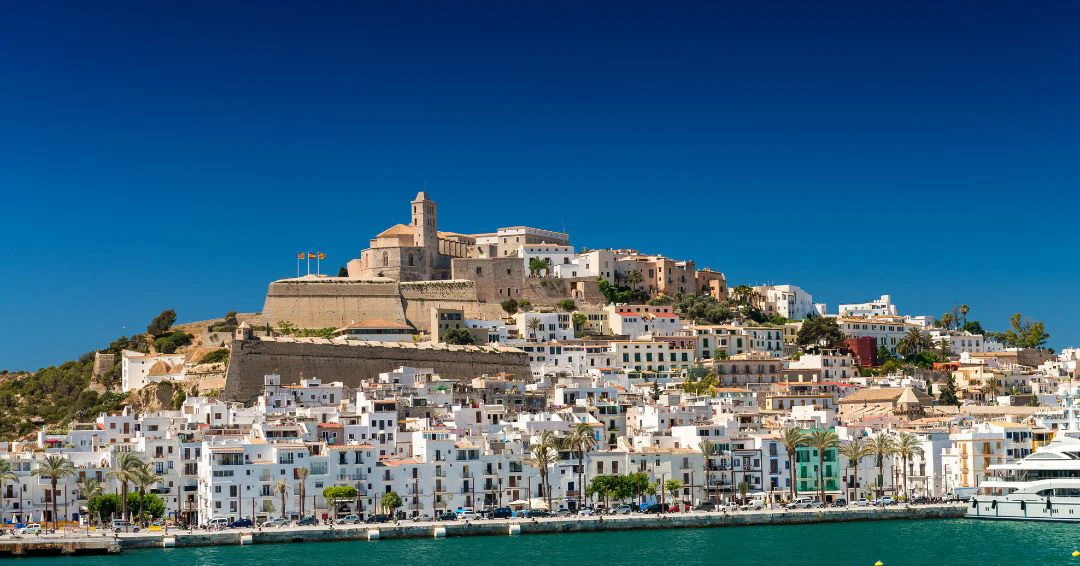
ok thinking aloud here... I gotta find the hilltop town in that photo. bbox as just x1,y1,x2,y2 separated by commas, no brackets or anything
0,192,1072,528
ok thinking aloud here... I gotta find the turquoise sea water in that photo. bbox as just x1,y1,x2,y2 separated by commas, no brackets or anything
9,519,1080,565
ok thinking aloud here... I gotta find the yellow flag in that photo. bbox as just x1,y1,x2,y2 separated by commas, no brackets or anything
297,252,305,260
317,252,326,260
308,252,317,259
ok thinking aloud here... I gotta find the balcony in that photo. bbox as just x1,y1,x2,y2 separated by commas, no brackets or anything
337,473,366,481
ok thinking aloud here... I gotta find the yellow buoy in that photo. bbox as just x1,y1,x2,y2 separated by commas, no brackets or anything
875,561,884,566
1072,550,1079,558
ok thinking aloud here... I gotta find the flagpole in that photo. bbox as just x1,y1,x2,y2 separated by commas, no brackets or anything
307,253,311,275
296,255,300,278
317,252,320,276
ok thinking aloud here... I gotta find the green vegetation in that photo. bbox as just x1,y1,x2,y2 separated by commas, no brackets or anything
381,491,403,514
88,494,120,524
597,278,649,304
500,298,519,315
558,298,576,312
323,485,358,501
209,311,239,333
147,309,177,337
198,348,231,365
153,331,192,354
443,328,475,345
989,313,1050,349
517,299,532,312
0,352,128,440
795,317,846,353
294,327,337,339
682,373,718,396
126,492,165,522
673,293,734,324
572,313,588,337
528,258,551,276
937,375,963,406
585,472,653,506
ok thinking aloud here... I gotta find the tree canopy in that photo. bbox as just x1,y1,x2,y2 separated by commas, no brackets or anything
795,317,846,353
990,313,1050,349
147,309,177,337
443,328,475,345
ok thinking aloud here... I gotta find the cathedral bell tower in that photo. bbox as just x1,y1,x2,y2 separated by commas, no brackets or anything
411,191,438,271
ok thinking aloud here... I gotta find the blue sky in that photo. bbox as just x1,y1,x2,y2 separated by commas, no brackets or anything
1,1,1077,370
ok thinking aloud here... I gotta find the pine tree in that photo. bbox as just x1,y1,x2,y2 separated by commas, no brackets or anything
938,374,960,407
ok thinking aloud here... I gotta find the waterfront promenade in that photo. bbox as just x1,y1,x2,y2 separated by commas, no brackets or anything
0,504,965,556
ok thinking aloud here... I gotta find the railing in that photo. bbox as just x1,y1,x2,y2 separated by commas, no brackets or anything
336,473,366,481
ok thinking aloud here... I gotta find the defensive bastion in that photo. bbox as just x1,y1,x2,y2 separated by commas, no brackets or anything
223,337,530,402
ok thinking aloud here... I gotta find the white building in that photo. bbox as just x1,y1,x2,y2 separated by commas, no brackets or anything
121,350,187,392
753,285,816,320
838,295,898,317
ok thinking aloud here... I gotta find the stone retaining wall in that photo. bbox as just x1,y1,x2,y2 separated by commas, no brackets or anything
223,339,531,401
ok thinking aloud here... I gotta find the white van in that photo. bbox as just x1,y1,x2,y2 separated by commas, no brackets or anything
208,518,231,529
786,497,815,509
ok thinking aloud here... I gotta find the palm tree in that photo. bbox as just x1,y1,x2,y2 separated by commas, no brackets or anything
108,453,144,522
779,427,807,501
940,313,954,331
698,439,715,504
896,328,933,358
871,434,898,498
76,477,104,525
32,455,76,533
806,430,840,503
566,423,597,509
959,304,970,327
296,467,310,519
526,317,542,341
838,438,872,501
274,480,290,520
895,433,925,499
981,376,1002,405
0,460,16,521
130,464,162,527
528,430,559,511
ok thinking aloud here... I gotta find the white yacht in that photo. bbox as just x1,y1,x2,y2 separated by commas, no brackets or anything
967,390,1080,522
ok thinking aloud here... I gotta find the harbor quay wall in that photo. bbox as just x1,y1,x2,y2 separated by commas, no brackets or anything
111,505,967,551
223,339,530,401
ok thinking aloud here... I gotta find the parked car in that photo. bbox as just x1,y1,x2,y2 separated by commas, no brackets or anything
832,498,848,507
336,514,362,525
457,510,481,521
365,514,391,524
851,498,872,507
876,496,896,506
488,507,513,520
229,518,254,529
295,516,318,526
610,504,634,515
553,507,572,517
436,511,457,521
262,518,290,528
786,497,815,509
693,501,719,512
514,509,550,518
577,507,596,516
642,503,665,514
909,497,930,505
16,523,42,535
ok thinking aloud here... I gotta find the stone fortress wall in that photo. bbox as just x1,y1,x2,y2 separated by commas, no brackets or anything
223,337,530,401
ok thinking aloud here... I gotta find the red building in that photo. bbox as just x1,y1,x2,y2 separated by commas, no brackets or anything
844,336,877,367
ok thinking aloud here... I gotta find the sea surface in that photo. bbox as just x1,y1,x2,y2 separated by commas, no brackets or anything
10,519,1080,565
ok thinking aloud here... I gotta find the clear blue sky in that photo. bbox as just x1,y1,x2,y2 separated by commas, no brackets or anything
1,1,1077,370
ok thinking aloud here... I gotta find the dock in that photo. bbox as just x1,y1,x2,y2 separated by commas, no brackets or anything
0,504,967,556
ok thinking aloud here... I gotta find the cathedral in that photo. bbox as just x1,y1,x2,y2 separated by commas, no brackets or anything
347,192,465,281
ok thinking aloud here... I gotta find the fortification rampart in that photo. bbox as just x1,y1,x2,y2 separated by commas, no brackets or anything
223,338,529,401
